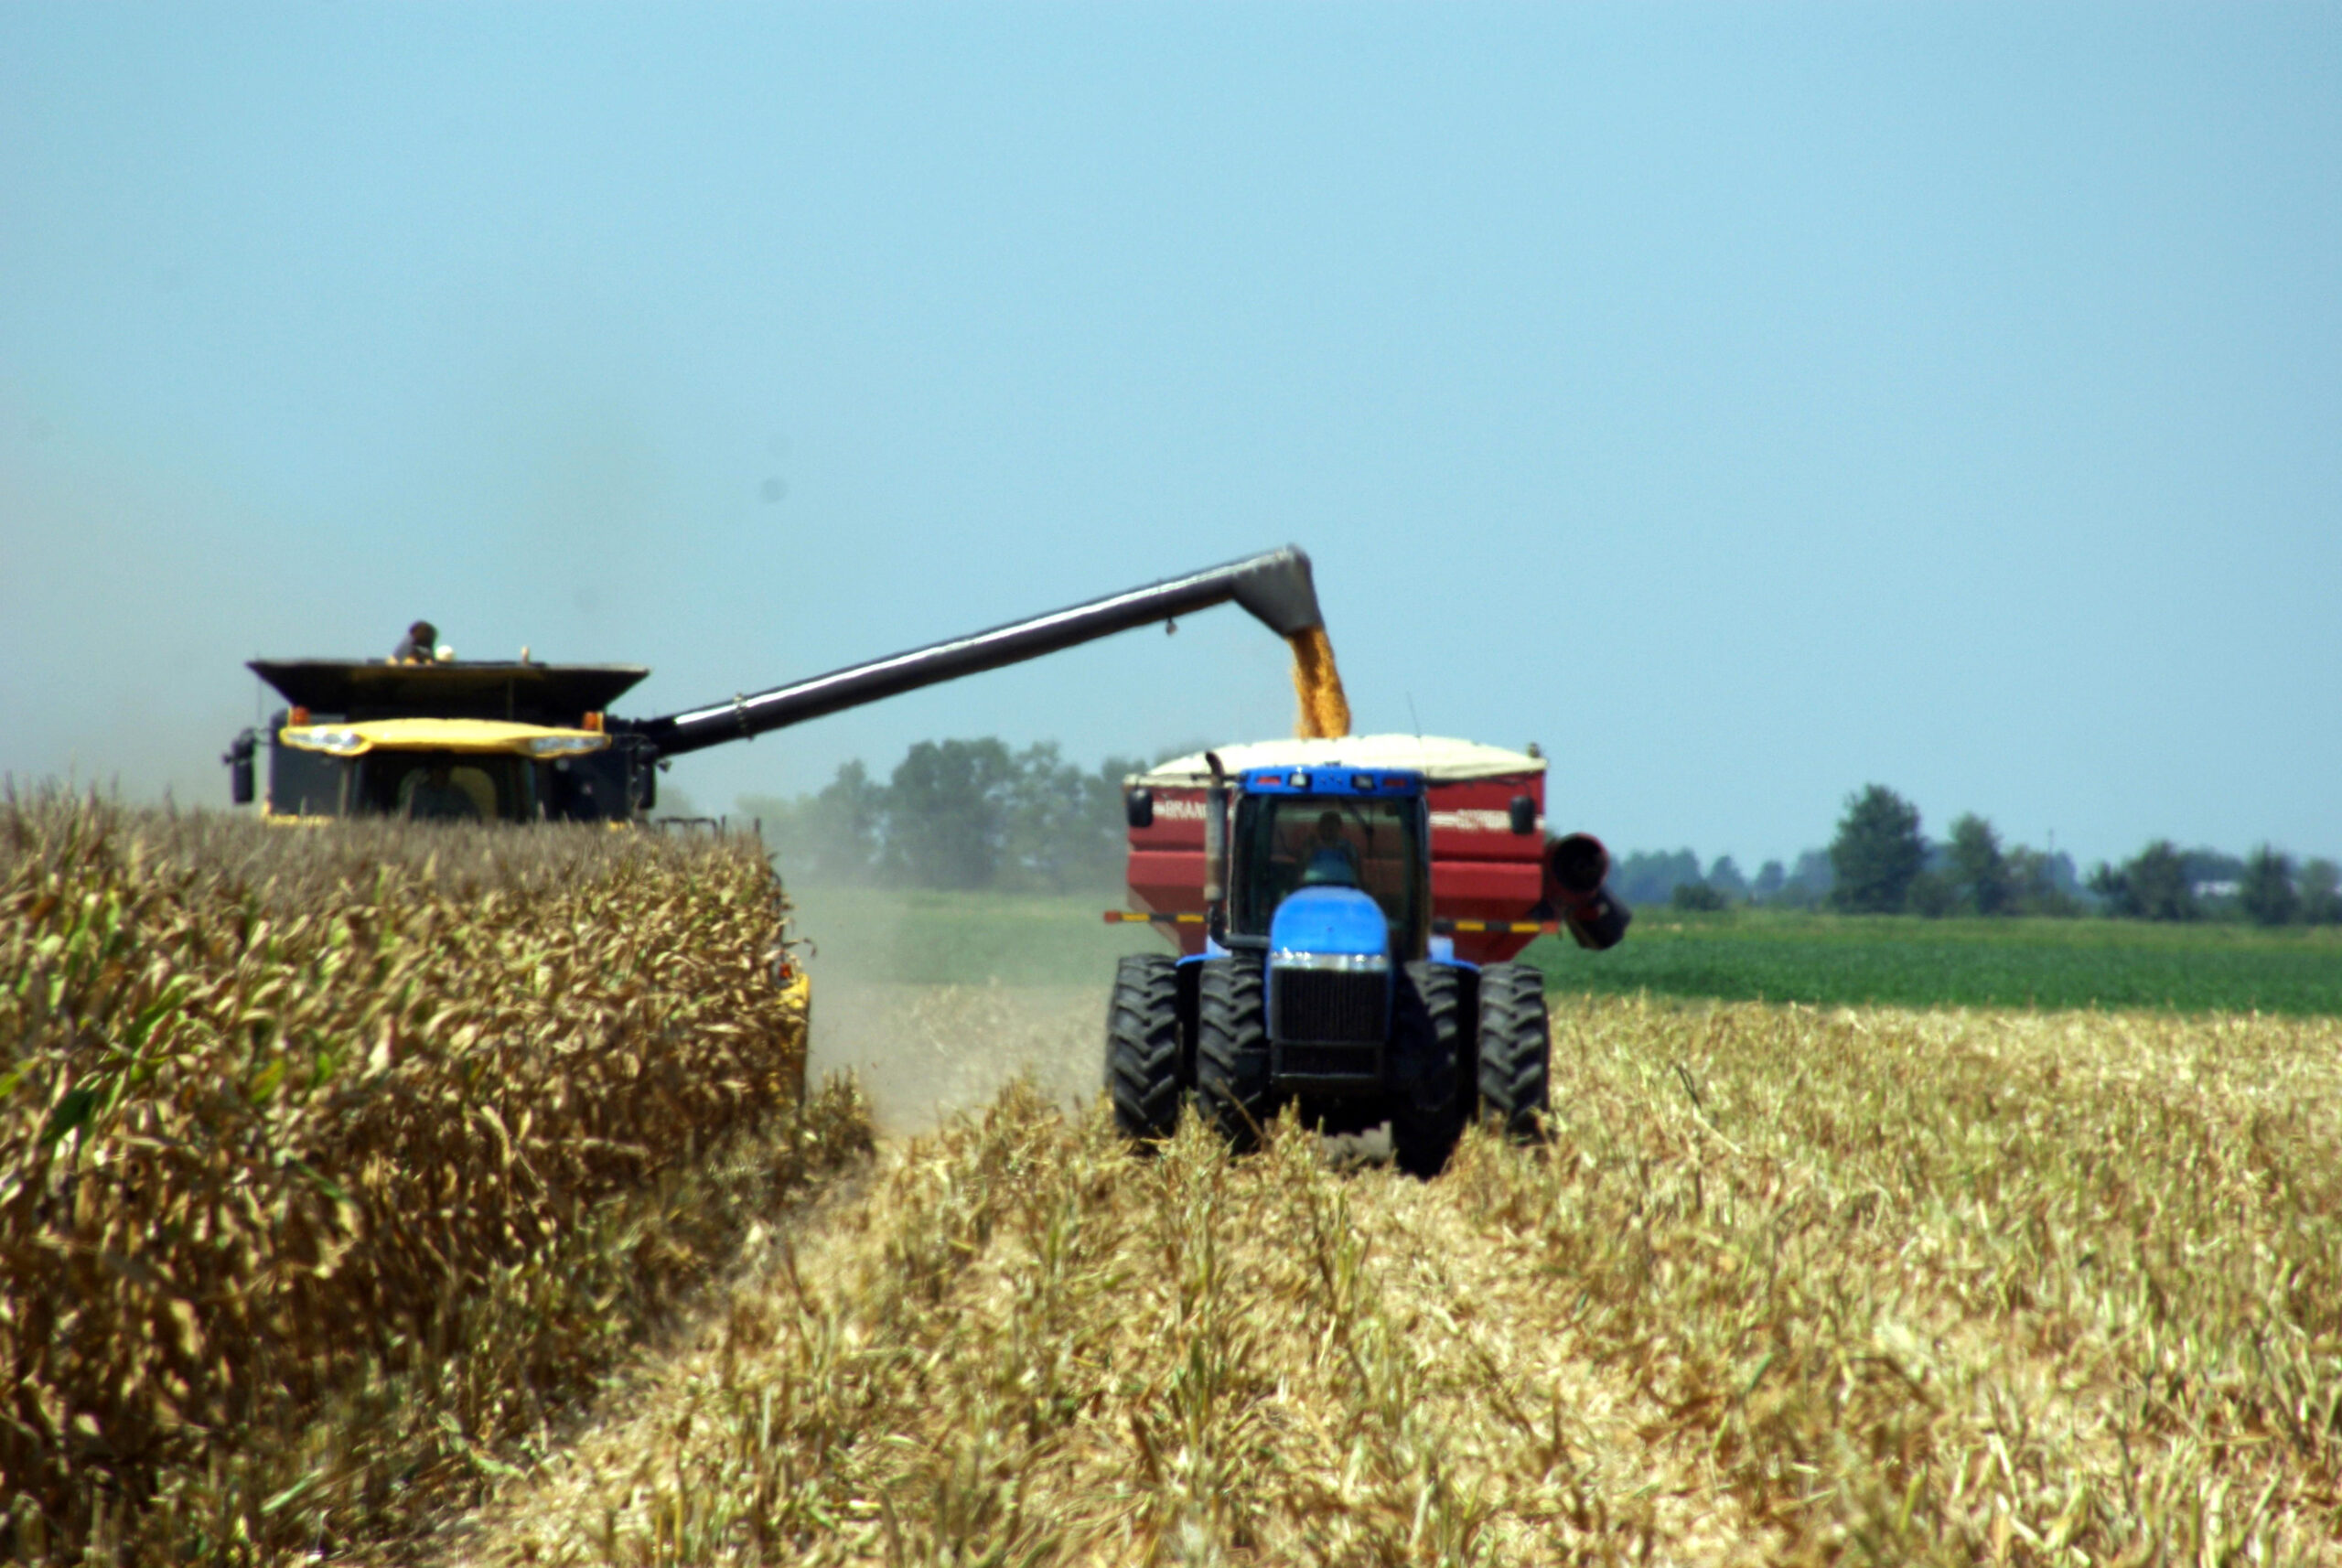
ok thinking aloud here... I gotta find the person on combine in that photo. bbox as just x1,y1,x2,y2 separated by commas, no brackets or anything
393,619,439,662
405,762,480,822
1300,810,1360,887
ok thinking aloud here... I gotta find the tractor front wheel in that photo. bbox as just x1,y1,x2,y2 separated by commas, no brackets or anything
1196,958,1275,1153
1106,953,1184,1142
1390,961,1467,1178
1474,961,1551,1142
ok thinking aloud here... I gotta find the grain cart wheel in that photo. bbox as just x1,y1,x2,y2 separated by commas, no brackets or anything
1474,961,1551,1143
1107,953,1185,1142
1389,961,1467,1178
1196,958,1275,1153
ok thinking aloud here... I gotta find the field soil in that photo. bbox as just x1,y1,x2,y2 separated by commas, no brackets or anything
435,993,2342,1567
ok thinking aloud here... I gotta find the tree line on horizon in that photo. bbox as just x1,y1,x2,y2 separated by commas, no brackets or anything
1635,783,2341,928
719,743,2338,924
736,738,1148,893
1614,802,2088,918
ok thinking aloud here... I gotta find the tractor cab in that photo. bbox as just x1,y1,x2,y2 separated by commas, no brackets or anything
1228,766,1431,962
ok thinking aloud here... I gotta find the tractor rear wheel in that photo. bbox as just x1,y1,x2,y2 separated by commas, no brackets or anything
1106,953,1184,1142
1196,958,1275,1153
1389,961,1467,1178
1474,961,1551,1142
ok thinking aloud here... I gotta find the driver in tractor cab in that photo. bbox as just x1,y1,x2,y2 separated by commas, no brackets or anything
1298,809,1360,888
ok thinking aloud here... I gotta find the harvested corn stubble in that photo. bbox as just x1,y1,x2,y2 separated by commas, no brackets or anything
454,995,2342,1567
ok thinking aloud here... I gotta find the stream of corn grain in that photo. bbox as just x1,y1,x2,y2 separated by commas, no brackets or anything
1286,628,1352,741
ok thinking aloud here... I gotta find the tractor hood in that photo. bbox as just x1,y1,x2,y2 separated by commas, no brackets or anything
1268,886,1391,968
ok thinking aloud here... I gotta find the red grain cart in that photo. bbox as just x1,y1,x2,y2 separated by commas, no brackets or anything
1119,735,1627,964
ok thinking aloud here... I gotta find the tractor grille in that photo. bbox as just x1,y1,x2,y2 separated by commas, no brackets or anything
1277,1042,1381,1079
1273,968,1384,1047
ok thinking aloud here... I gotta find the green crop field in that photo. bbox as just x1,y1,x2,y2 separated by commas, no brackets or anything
1529,907,2342,1016
784,881,1158,987
786,882,2342,1016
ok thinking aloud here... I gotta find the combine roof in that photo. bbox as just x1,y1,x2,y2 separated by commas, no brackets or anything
251,660,649,724
1133,735,1543,788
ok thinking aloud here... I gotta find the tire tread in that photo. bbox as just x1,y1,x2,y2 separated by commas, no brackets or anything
1390,961,1466,1178
1475,961,1551,1143
1107,953,1183,1141
1196,959,1274,1152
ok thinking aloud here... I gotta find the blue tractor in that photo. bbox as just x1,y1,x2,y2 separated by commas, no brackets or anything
1105,756,1552,1176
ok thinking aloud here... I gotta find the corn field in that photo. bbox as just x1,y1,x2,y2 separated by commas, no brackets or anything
450,995,2342,1566
1,790,857,1563
10,789,2341,1564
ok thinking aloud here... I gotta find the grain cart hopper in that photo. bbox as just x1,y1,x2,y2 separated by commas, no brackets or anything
1103,743,1629,1176
222,546,1329,822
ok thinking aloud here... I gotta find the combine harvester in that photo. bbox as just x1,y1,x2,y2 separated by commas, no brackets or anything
1104,740,1629,1175
223,547,1334,825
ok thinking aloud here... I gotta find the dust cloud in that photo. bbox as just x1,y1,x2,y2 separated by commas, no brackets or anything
809,983,1102,1136
801,968,1395,1158
784,881,1112,1135
1286,627,1352,739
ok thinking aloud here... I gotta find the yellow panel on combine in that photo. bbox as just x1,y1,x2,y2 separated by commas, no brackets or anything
276,717,609,758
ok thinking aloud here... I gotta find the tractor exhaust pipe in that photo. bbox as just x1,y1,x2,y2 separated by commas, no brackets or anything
1545,832,1632,950
629,546,1325,759
1203,750,1230,946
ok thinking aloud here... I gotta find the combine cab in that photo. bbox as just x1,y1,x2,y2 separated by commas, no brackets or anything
226,659,652,822
1104,742,1629,1176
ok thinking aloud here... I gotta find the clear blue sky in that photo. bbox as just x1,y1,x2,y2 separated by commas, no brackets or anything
3,4,2336,871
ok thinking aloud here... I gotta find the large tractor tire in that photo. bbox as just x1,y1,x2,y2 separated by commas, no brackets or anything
1389,961,1467,1178
1196,958,1275,1153
1106,953,1184,1142
1474,961,1552,1143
